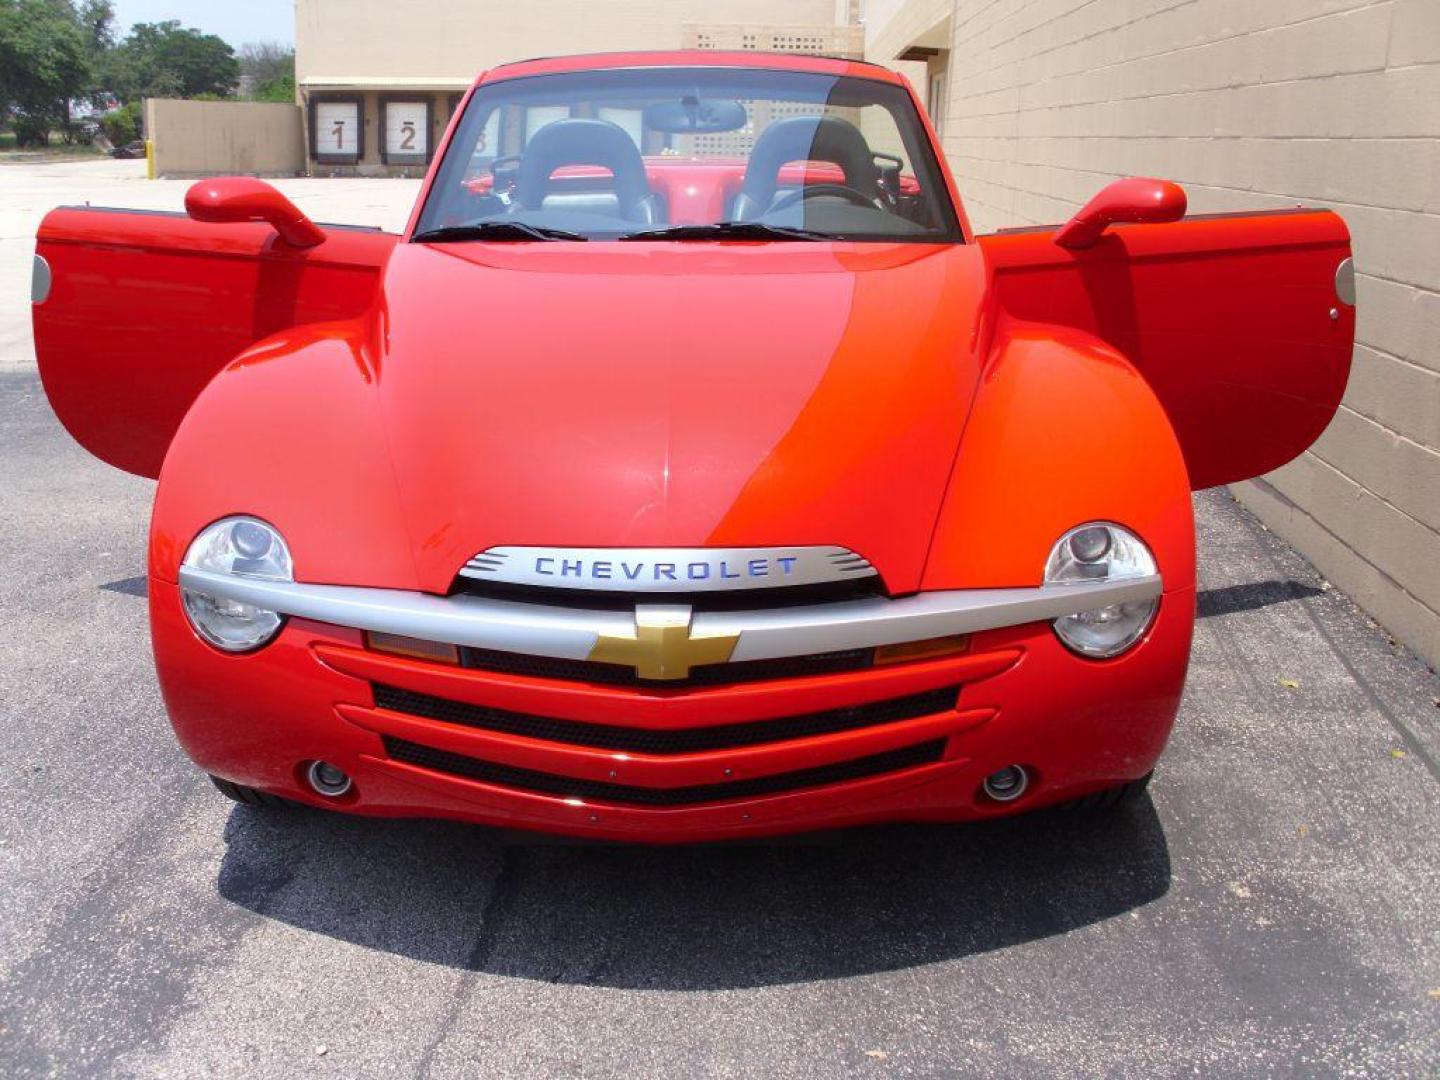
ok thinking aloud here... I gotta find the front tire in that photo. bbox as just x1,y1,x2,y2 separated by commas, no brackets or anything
1059,771,1153,812
209,775,293,810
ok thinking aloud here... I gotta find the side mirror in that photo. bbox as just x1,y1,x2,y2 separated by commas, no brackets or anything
185,177,326,249
1053,177,1186,249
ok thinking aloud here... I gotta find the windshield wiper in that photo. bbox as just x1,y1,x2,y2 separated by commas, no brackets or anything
618,221,827,242
412,221,587,243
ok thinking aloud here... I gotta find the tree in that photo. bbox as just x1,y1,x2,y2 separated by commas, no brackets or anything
0,0,92,144
239,41,292,85
74,0,115,111
239,40,295,103
77,0,114,55
105,20,238,101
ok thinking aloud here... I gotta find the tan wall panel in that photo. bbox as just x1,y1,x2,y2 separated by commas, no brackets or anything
145,99,305,177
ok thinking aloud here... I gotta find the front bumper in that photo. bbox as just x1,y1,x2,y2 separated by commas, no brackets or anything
151,578,1193,843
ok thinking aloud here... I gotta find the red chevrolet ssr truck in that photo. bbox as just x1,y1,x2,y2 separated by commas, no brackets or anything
31,50,1354,842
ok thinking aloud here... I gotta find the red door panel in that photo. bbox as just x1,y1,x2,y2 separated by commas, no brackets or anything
32,208,398,478
979,209,1354,490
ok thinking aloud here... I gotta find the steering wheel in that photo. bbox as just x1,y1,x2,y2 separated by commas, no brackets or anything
488,154,523,196
767,183,882,214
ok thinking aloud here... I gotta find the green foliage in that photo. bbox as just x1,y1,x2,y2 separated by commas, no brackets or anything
99,98,140,145
0,0,93,141
11,113,54,147
252,74,296,104
104,20,238,101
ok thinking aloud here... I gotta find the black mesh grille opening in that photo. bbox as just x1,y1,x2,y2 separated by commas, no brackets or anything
372,683,959,753
450,576,886,610
459,646,873,687
382,736,947,806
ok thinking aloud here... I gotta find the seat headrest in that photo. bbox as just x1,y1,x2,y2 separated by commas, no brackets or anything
737,116,879,214
515,119,651,214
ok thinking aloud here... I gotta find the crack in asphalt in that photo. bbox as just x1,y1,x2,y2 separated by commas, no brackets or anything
415,845,524,1079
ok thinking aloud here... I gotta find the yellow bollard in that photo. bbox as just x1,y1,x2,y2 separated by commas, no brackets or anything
145,139,155,180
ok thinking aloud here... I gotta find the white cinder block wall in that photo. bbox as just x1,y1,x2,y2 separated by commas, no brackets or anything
874,0,1440,667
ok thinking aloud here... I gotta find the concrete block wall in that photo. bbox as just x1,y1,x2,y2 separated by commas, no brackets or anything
917,0,1440,667
146,99,306,178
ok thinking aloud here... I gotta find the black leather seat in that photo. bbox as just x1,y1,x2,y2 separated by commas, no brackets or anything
733,116,880,221
514,119,662,224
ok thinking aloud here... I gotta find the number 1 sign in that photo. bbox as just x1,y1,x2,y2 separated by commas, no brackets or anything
311,98,362,164
382,99,431,166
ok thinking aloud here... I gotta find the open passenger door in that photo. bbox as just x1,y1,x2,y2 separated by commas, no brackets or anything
32,181,398,478
979,188,1354,490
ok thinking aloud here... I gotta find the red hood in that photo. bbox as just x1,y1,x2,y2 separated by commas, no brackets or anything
375,241,986,594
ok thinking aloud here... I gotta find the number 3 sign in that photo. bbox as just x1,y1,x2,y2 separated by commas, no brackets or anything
382,99,431,165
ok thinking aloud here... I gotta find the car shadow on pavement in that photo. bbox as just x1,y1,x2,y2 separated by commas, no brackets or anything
1196,579,1322,619
99,575,148,597
216,797,1170,989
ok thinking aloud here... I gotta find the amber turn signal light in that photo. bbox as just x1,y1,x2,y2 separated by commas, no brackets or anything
365,631,460,665
873,635,970,665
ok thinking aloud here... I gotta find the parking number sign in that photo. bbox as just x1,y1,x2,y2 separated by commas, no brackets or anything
313,100,360,162
384,101,429,164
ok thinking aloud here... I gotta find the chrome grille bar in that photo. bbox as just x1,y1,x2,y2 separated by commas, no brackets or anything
177,566,1162,663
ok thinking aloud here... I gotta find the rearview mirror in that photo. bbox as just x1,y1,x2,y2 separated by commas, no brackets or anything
1053,177,1186,249
185,177,325,249
642,97,747,135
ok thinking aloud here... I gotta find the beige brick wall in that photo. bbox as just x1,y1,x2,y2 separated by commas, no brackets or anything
296,0,847,85
865,0,1440,666
683,22,866,58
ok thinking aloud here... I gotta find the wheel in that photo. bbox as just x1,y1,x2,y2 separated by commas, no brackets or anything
209,774,294,810
1058,771,1153,812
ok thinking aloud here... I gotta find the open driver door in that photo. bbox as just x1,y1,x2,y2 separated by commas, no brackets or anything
31,178,399,479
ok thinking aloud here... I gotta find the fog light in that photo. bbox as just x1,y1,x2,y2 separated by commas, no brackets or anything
306,760,352,797
983,765,1029,802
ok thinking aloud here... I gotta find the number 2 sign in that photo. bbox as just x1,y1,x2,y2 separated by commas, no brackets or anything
311,99,362,164
382,99,431,165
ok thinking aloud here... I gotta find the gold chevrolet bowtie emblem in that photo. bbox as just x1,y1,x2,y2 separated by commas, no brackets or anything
588,604,739,680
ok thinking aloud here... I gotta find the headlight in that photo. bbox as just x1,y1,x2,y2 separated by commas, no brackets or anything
1044,523,1158,658
181,516,292,652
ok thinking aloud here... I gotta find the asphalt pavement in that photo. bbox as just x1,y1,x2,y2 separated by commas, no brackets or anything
1,162,1438,1078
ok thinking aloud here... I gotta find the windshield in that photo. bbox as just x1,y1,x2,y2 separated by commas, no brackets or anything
414,66,962,243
